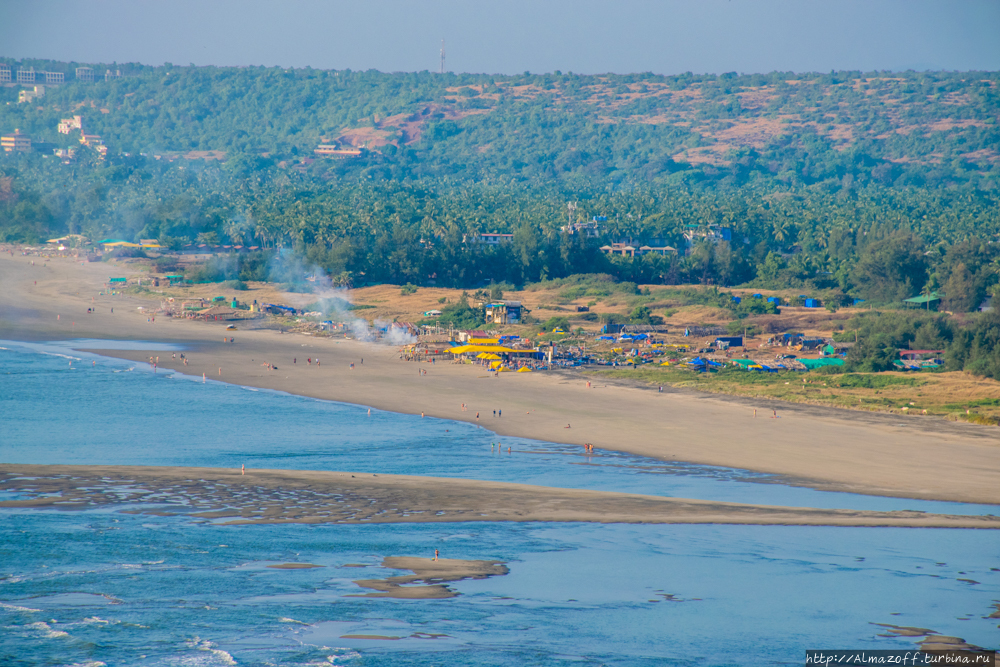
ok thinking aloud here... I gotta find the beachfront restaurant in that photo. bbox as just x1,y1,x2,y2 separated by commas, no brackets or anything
448,343,541,370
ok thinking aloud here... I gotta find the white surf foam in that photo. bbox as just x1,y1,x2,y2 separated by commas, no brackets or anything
27,621,69,638
184,637,238,665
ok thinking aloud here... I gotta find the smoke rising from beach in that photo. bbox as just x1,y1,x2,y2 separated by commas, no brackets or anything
268,249,416,345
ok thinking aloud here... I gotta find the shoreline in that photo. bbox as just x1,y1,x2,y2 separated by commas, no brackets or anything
2,253,998,506
3,464,998,529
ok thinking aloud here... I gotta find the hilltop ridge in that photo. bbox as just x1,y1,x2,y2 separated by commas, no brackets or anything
2,60,998,187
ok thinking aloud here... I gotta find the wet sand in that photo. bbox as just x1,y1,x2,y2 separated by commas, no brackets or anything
1,464,998,529
1,252,998,505
348,557,509,599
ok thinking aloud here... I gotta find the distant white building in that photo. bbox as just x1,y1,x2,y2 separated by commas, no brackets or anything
682,225,734,255
1,129,32,153
58,115,84,134
561,220,602,238
18,85,45,104
600,239,676,258
476,233,514,245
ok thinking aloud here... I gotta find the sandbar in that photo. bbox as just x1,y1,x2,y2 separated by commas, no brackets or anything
1,464,997,530
348,556,509,599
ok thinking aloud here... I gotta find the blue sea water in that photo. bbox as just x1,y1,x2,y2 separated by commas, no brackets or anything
1,341,998,666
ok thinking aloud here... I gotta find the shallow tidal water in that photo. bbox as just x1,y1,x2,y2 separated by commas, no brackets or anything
1,341,998,665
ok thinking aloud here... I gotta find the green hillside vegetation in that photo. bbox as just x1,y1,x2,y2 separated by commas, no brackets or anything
1,60,999,380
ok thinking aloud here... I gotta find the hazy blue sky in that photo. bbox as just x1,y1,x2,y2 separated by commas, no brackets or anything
3,0,999,74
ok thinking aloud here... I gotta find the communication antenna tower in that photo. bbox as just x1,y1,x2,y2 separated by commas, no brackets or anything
440,39,445,74
567,201,577,226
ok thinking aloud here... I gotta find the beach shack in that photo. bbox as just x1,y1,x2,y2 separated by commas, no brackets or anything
263,303,297,316
485,301,522,325
198,305,239,321
108,277,127,287
714,336,743,349
781,332,804,346
897,349,944,369
903,293,940,310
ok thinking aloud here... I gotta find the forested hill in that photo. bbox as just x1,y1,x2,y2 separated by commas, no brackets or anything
2,60,1000,316
2,58,999,187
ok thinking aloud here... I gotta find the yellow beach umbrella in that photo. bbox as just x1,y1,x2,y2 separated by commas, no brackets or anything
516,366,533,372
482,353,502,360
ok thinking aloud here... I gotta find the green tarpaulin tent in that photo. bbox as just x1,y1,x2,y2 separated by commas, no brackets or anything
799,358,845,370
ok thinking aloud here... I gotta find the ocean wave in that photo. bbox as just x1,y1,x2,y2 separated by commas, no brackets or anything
27,621,70,638
185,637,238,665
82,616,111,625
279,617,310,625
0,602,41,612
42,352,82,361
327,651,362,664
63,662,106,667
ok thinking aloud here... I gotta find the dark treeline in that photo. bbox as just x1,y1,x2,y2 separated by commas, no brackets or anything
2,154,999,311
835,310,1000,383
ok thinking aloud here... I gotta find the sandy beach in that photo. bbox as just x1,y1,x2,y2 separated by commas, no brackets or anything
1,252,998,505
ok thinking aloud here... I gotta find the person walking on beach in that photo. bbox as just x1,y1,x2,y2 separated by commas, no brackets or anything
241,464,245,475
493,410,496,417
476,412,479,421
433,549,439,561
498,409,501,418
